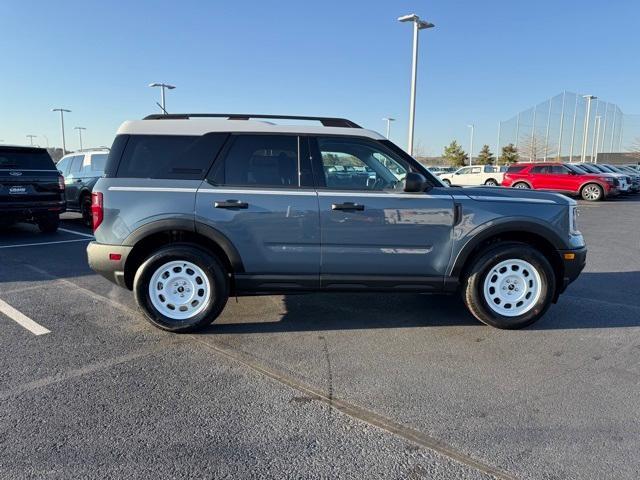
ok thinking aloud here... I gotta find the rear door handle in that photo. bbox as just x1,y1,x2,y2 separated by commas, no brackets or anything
214,200,248,209
331,202,365,211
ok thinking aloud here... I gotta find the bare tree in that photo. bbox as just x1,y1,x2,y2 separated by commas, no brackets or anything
517,134,557,162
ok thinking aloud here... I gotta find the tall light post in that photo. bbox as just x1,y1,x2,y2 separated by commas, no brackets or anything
398,13,434,156
382,117,395,138
591,115,601,163
26,135,37,146
467,124,474,165
581,95,596,163
52,108,71,154
74,126,86,151
149,82,176,113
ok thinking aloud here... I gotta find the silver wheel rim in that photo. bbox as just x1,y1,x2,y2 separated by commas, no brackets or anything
148,260,211,320
483,259,542,317
514,183,529,189
583,185,601,200
486,180,497,186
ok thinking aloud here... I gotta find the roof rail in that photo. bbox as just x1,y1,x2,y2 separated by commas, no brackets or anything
142,113,361,128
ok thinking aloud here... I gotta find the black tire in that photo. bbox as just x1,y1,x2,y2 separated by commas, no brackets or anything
133,244,229,332
37,214,60,233
80,193,93,228
580,183,603,202
484,178,498,186
461,242,556,329
442,178,451,186
512,182,530,189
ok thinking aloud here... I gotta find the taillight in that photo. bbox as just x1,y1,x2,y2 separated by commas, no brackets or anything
58,175,65,191
91,192,103,231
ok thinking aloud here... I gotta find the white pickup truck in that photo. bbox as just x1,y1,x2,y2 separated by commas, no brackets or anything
439,165,506,186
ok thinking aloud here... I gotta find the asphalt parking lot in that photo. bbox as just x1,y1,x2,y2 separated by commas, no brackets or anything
1,196,639,479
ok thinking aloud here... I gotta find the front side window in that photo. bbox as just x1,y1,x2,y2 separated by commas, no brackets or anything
316,137,408,191
69,155,83,175
215,135,299,187
456,167,471,175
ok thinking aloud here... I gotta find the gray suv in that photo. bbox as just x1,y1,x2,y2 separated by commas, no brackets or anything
87,114,586,332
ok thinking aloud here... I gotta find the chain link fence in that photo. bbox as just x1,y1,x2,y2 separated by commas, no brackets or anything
498,92,639,164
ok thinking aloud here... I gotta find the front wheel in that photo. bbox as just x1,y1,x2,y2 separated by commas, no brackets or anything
441,178,451,186
484,179,498,186
462,243,556,329
133,244,229,332
580,183,603,201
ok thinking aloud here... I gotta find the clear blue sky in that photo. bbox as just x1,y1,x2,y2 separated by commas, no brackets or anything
1,0,638,156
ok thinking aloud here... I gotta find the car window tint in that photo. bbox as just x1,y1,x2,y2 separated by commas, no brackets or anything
69,155,83,174
56,157,72,175
551,165,569,174
531,166,551,174
506,165,526,173
116,134,227,179
217,135,299,187
317,137,408,191
0,148,56,170
89,154,108,174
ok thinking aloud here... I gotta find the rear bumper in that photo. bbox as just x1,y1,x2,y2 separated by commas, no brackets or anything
87,242,133,289
0,201,66,221
558,246,587,294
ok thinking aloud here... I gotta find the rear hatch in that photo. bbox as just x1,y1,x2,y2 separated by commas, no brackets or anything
0,147,64,207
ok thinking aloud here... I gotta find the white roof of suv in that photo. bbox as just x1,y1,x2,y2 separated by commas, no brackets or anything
117,114,385,140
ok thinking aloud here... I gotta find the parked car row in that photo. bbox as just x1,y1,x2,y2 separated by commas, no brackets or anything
502,162,640,201
431,162,640,202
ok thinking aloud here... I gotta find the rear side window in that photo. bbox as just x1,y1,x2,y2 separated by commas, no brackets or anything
84,153,108,174
56,157,72,175
116,134,227,180
506,165,526,173
69,155,83,174
530,166,551,174
213,135,300,187
0,148,56,170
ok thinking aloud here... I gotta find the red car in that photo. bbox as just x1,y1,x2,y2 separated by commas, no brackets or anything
501,162,619,201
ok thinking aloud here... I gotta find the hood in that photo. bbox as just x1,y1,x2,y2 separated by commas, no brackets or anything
446,186,574,206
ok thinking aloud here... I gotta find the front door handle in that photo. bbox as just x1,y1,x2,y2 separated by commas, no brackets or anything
331,202,365,211
214,200,248,209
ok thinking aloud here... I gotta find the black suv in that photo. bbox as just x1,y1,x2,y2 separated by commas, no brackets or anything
0,145,65,233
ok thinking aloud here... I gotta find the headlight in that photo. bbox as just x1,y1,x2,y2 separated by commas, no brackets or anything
569,206,580,235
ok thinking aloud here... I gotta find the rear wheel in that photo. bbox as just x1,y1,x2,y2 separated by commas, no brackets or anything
580,183,603,201
462,242,555,329
133,244,229,332
80,194,93,228
484,178,498,186
512,182,530,189
37,214,60,233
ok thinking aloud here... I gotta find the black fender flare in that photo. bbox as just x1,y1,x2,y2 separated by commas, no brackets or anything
449,218,566,278
123,218,245,273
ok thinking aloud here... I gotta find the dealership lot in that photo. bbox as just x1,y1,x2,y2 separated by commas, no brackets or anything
1,197,639,479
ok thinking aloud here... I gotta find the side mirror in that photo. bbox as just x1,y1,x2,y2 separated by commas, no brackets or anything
404,172,427,192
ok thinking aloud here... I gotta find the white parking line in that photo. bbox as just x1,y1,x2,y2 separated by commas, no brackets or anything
0,298,50,335
0,238,91,250
58,228,95,239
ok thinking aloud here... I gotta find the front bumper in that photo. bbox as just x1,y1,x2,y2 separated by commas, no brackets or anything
558,246,587,294
87,242,133,289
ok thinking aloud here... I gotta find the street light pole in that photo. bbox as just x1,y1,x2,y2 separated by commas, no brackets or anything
149,82,176,113
382,117,395,139
581,95,596,163
398,14,434,156
51,108,71,154
592,116,601,163
569,94,579,163
467,124,474,166
26,135,37,146
74,127,86,151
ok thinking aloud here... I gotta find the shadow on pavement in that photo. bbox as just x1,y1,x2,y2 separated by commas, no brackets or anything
204,271,640,335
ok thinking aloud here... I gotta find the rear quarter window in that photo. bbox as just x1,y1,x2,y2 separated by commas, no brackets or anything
115,134,228,180
0,148,56,170
506,165,527,173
